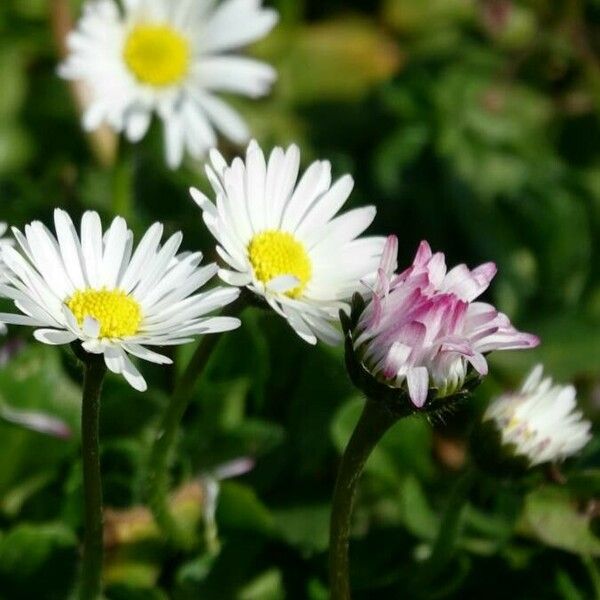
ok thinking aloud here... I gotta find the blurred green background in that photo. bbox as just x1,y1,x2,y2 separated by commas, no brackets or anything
0,0,598,598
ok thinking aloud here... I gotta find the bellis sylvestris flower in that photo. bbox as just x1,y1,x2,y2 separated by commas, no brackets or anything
483,365,592,466
59,0,278,168
0,210,241,391
191,140,385,345
353,236,540,408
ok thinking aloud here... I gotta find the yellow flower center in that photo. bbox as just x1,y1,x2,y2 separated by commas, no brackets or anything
248,230,312,298
66,288,142,338
123,24,190,87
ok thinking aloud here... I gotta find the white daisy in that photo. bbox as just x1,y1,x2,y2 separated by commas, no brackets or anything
59,0,278,169
190,140,385,345
484,365,592,466
0,209,241,391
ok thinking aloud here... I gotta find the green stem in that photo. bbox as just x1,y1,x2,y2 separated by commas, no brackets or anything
147,298,245,547
79,353,107,600
329,399,399,600
421,467,476,583
112,146,135,220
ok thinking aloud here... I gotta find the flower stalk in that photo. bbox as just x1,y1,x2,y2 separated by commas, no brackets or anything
147,297,246,547
112,147,136,220
147,332,222,548
420,467,476,583
77,348,107,600
330,298,479,599
329,398,399,600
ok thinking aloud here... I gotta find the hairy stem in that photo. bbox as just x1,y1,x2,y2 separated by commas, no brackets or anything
329,399,399,599
79,353,107,600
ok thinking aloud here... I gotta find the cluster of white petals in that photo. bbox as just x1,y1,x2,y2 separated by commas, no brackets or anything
484,365,592,465
354,236,540,407
0,210,240,391
192,140,385,345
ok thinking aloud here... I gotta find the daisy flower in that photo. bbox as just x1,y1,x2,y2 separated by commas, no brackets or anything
484,364,592,466
59,0,278,168
191,140,385,345
353,236,540,407
0,210,241,391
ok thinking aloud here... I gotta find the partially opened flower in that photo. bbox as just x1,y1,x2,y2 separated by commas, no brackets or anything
0,209,241,391
191,140,385,345
352,236,539,408
483,365,592,466
59,0,278,168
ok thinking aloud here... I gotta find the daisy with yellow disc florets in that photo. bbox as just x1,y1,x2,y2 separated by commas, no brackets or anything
0,209,241,391
59,0,278,168
191,140,385,345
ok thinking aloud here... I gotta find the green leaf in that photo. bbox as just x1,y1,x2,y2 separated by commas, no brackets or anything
238,568,284,600
397,475,438,540
272,504,330,554
104,561,160,589
0,522,77,599
262,18,401,103
0,345,80,501
217,481,275,536
176,553,218,587
520,487,600,556
105,584,169,600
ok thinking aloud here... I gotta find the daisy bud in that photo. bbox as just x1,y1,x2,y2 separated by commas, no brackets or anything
347,236,539,411
477,365,592,472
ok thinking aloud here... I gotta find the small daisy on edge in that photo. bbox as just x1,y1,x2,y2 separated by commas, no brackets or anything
190,140,386,346
0,209,241,391
484,364,592,466
59,0,278,169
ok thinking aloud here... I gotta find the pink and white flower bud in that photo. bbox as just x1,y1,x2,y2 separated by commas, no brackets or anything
353,237,540,408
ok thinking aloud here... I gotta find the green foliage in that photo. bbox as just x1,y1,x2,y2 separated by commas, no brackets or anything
0,0,597,598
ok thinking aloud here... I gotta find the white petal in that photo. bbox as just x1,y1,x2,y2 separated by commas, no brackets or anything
266,275,299,294
33,328,78,345
407,367,429,408
193,92,249,144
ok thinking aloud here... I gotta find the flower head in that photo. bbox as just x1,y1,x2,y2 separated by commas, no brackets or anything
483,365,592,466
0,210,241,391
191,140,385,345
352,236,539,408
59,0,278,168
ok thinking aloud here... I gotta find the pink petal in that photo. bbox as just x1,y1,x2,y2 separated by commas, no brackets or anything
413,241,432,267
380,236,398,278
